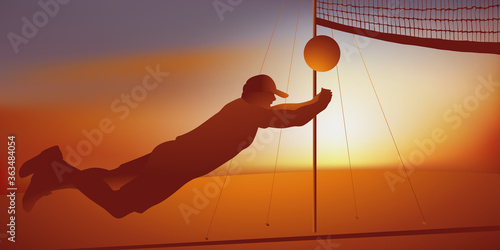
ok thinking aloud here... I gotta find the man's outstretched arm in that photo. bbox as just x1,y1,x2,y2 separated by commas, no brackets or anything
267,88,332,128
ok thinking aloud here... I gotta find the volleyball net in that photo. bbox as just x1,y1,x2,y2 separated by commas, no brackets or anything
315,0,500,54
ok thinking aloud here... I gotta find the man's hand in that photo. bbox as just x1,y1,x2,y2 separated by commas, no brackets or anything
268,88,333,128
317,88,332,108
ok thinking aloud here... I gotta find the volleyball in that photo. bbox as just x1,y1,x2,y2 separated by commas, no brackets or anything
304,35,341,72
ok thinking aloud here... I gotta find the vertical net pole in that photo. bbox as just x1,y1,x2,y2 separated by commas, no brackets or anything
312,0,318,234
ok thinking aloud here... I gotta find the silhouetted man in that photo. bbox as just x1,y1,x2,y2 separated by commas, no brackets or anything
20,74,332,218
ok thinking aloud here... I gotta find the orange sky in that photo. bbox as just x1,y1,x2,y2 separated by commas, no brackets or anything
1,1,500,249
3,41,499,187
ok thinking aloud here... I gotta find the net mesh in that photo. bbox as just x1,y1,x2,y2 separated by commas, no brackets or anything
316,0,500,53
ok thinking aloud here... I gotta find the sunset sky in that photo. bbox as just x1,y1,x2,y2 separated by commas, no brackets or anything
1,1,499,249
2,0,499,178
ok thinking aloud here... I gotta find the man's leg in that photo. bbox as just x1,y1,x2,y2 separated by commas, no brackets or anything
53,154,150,191
59,141,195,217
22,147,150,213
67,167,135,218
68,160,193,218
26,156,159,218
23,141,198,217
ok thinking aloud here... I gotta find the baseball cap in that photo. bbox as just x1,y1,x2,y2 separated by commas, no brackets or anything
243,74,289,98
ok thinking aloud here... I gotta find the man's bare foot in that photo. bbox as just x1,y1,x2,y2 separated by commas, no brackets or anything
23,172,54,212
20,146,62,178
20,146,68,212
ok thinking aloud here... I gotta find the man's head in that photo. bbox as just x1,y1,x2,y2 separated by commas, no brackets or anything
242,74,288,108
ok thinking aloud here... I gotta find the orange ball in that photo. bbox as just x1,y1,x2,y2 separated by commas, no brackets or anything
304,35,341,72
